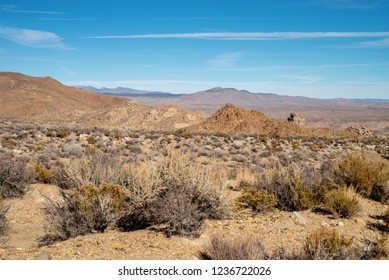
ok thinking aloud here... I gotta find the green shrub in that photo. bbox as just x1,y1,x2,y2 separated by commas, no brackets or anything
236,187,276,213
336,151,389,198
0,154,30,198
323,187,361,218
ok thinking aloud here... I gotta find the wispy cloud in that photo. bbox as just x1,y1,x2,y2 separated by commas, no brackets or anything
356,38,389,48
38,17,97,21
281,75,322,84
206,63,389,72
1,4,65,15
208,52,244,68
0,25,72,49
85,31,389,40
311,0,385,10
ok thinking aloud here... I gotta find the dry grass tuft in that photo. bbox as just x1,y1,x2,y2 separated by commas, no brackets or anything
336,150,389,198
323,187,361,218
199,234,268,260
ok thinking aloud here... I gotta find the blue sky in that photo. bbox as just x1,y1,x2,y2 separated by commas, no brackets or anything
1,0,389,98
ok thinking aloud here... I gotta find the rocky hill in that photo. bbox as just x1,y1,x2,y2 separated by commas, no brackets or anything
0,72,205,130
0,72,125,119
190,103,356,137
77,101,206,130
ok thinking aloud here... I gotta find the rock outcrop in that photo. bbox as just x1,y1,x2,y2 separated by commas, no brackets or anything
287,112,306,126
346,126,373,136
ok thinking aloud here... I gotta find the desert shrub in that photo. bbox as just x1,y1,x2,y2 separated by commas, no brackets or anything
151,187,207,237
86,136,97,145
56,130,68,138
256,164,317,211
357,236,389,260
1,139,17,149
62,142,83,157
118,148,228,237
63,151,123,188
42,183,127,244
0,154,30,198
323,187,361,218
336,151,389,198
30,162,55,184
199,230,388,260
236,187,276,213
199,234,268,260
118,162,164,209
302,228,354,260
0,198,8,235
369,184,389,204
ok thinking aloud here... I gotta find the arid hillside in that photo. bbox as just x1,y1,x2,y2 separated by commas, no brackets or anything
0,72,125,119
78,101,206,130
190,103,356,137
0,72,205,131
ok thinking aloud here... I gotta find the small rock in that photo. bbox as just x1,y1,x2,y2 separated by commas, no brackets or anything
33,252,51,260
337,222,344,227
290,211,307,226
354,218,366,227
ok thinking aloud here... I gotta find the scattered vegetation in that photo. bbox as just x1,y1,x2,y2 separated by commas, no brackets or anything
255,164,318,211
200,228,389,260
42,183,128,244
236,187,276,213
336,151,389,198
323,187,361,218
0,154,30,198
199,234,268,260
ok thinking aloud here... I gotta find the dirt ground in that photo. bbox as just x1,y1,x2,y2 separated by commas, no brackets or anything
0,184,387,260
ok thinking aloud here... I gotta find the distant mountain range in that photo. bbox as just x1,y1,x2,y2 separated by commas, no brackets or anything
79,86,183,98
82,86,389,133
0,72,387,133
81,86,389,103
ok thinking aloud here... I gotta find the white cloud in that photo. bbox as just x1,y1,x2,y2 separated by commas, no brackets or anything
208,52,243,68
0,26,72,49
1,4,65,15
356,38,389,48
85,31,389,41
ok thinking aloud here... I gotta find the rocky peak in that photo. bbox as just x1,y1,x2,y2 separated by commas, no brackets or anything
287,112,306,126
